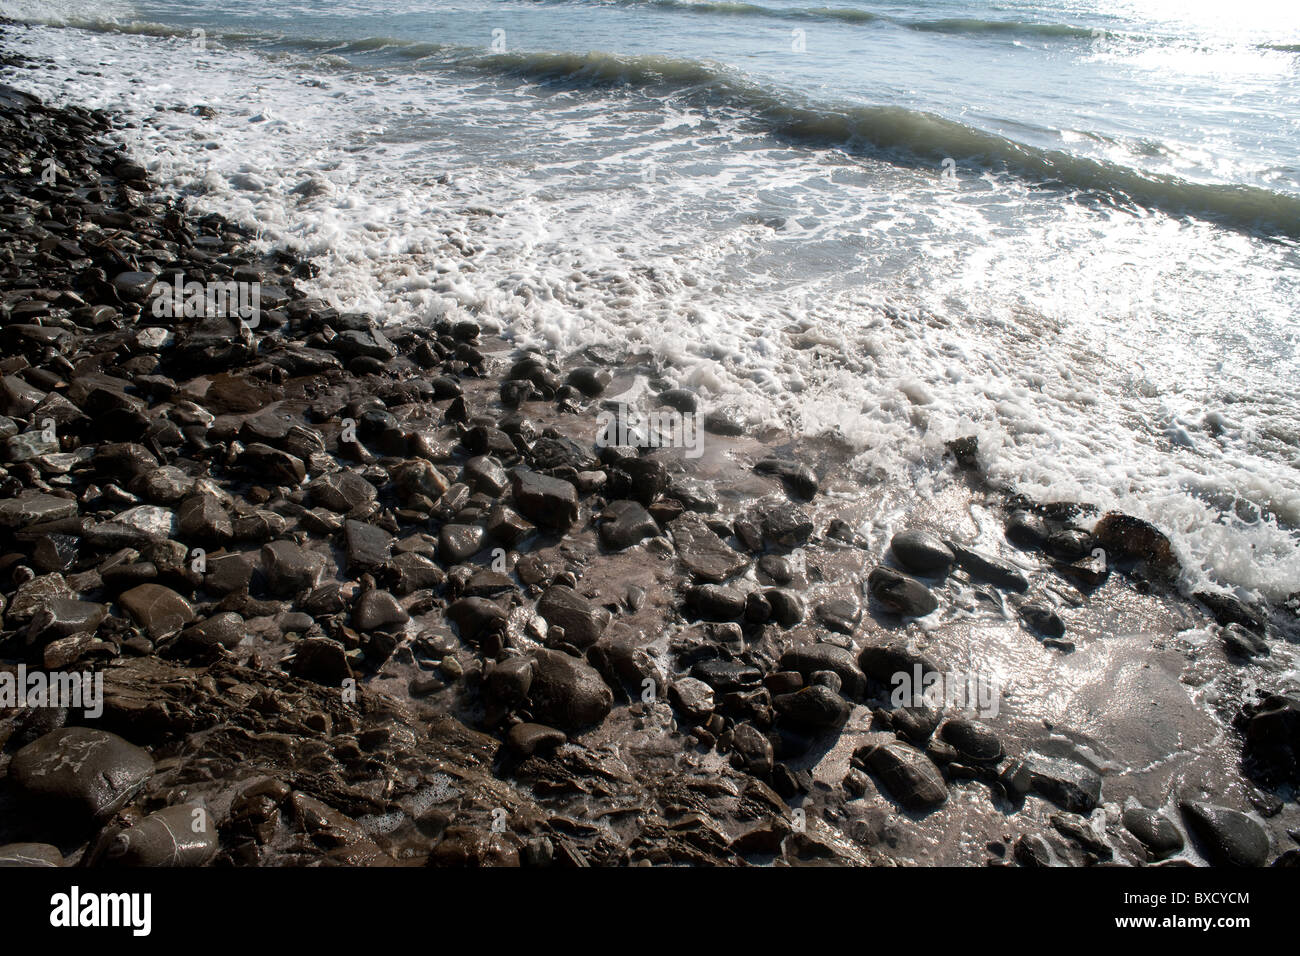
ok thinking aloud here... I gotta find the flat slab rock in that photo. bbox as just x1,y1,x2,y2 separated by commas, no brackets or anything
668,512,748,583
10,728,154,822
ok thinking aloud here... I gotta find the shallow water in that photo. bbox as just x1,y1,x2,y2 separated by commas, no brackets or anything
1,0,1298,601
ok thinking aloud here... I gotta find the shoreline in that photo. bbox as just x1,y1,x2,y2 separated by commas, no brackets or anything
0,38,1296,867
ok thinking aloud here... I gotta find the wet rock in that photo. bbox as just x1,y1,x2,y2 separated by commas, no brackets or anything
112,271,157,302
670,677,716,720
1196,590,1267,633
1014,833,1055,867
1005,510,1049,548
858,741,948,810
506,722,566,757
462,456,509,498
1016,755,1102,812
598,499,659,551
772,685,849,728
447,597,507,644
353,589,408,631
27,598,107,645
687,583,747,621
344,519,392,573
780,644,867,699
177,493,232,542
732,723,774,776
567,367,610,397
537,586,610,649
94,804,219,867
1222,624,1269,660
526,649,613,730
948,543,1029,591
669,512,748,583
1093,512,1178,578
289,637,353,685
10,728,154,822
0,843,64,867
1122,807,1184,860
486,505,535,547
888,705,942,745
607,457,667,505
388,552,446,595
753,458,817,500
119,583,195,639
171,612,246,657
391,459,450,502
0,491,78,529
765,588,804,627
511,469,579,530
1243,694,1300,782
308,471,378,513
262,540,327,596
1019,602,1065,639
1179,802,1269,867
867,566,938,616
815,598,859,634
439,524,485,564
857,639,942,688
691,659,762,692
940,718,1003,763
757,502,813,549
890,529,954,574
1045,529,1094,563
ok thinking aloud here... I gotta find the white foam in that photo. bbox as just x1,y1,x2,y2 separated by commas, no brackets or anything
7,20,1298,601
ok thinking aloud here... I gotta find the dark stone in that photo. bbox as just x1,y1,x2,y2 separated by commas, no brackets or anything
309,471,378,513
1005,509,1049,548
598,500,659,551
353,589,409,631
859,741,948,809
1122,807,1185,859
262,541,327,596
506,722,567,757
512,470,579,531
858,639,942,687
691,659,763,692
118,583,195,639
753,458,817,500
940,718,1003,762
1019,602,1065,639
289,637,353,685
10,728,154,822
669,512,748,583
536,586,610,649
439,524,485,564
526,649,613,730
867,566,938,616
1180,802,1269,867
93,804,218,867
446,597,507,643
344,519,392,573
1093,512,1178,578
948,543,1029,591
780,644,867,698
890,529,955,574
687,583,747,621
669,677,715,719
772,685,849,728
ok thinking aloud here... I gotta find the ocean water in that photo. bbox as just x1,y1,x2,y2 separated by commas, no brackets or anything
1,0,1298,601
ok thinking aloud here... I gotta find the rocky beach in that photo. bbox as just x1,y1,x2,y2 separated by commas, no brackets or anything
0,21,1298,871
